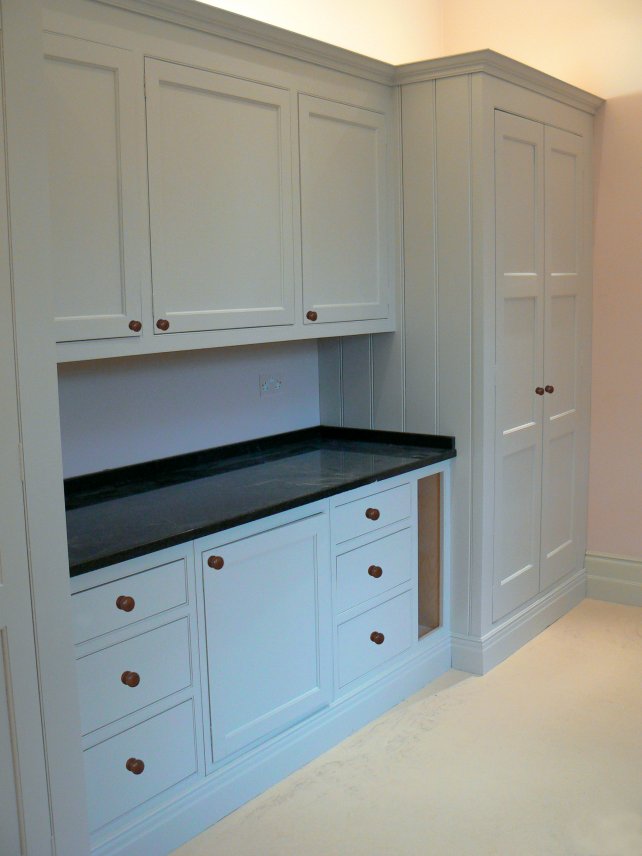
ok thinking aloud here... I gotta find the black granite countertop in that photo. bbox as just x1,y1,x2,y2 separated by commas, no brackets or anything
65,426,456,576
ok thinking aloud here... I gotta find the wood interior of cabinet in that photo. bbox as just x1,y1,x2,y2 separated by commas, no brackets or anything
417,473,441,638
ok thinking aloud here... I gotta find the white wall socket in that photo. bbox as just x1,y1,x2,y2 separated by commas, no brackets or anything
259,373,284,396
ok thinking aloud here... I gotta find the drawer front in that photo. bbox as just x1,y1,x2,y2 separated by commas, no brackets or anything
336,527,412,613
338,590,413,688
72,558,188,644
85,700,197,832
77,618,192,735
332,483,411,545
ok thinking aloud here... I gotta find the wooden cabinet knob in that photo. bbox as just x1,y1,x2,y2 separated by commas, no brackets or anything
545,385,555,394
156,318,170,331
370,631,385,645
116,595,135,613
368,565,383,579
125,757,145,775
121,671,140,688
207,555,224,570
128,319,142,332
365,507,380,521
535,387,545,396
306,310,318,321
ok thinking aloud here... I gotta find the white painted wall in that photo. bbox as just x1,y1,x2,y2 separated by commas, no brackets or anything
58,342,320,476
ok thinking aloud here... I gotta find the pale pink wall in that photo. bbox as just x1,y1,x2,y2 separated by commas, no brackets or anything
203,0,642,559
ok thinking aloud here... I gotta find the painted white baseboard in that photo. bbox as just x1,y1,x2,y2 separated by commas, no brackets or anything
586,552,642,607
451,569,586,675
93,634,451,856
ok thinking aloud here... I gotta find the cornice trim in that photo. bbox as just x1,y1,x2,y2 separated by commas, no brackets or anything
395,50,603,114
91,0,396,85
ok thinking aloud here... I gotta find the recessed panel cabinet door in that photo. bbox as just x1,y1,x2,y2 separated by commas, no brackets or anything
202,513,331,762
540,127,585,590
44,35,143,342
145,59,295,333
493,111,545,621
299,95,390,324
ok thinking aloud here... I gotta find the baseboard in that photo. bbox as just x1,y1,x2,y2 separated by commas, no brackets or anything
451,569,586,675
586,552,642,607
93,633,451,855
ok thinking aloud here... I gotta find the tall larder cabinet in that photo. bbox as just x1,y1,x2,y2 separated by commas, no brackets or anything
396,54,602,671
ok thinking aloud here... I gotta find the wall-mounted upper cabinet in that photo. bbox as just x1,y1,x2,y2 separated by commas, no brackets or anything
44,34,145,343
144,59,295,335
299,96,390,325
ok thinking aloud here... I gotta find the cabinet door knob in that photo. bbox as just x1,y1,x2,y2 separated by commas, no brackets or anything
125,757,145,775
116,595,135,613
306,310,318,321
545,385,555,394
156,318,170,331
121,671,140,688
368,565,383,579
535,387,545,396
128,319,142,332
207,555,225,570
370,631,385,645
365,507,380,521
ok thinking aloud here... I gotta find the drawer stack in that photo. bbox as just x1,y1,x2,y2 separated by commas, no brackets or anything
331,480,416,690
70,546,202,837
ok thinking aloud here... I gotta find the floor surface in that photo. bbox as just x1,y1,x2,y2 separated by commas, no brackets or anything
174,599,642,856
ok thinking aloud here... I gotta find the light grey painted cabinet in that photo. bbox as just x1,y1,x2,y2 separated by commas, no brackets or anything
145,59,296,334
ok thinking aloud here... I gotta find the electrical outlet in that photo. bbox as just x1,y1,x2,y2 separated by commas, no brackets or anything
259,373,284,396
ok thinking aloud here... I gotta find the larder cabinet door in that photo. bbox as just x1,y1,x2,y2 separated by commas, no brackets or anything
493,111,545,621
201,513,331,762
540,126,585,590
44,35,144,342
299,95,390,324
145,59,295,334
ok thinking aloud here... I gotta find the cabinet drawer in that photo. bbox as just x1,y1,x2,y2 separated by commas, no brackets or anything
337,591,413,688
84,700,197,832
77,618,192,735
336,527,412,614
332,483,411,545
72,558,187,644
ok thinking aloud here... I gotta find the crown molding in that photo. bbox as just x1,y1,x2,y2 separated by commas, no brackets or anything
91,0,396,85
395,50,604,114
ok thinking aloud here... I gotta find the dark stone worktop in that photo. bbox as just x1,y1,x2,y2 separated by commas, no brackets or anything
65,426,456,577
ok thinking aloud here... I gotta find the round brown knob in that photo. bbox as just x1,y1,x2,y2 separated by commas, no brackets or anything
368,565,383,579
125,757,145,775
116,595,135,613
535,387,545,396
121,671,140,688
156,318,170,331
128,319,142,332
365,507,380,521
306,310,318,322
370,631,385,645
207,555,224,570
545,385,555,394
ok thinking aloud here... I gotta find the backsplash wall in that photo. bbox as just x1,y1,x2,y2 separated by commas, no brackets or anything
58,341,320,477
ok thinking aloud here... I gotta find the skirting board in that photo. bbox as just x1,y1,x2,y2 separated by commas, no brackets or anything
93,634,451,856
451,569,586,675
586,552,642,607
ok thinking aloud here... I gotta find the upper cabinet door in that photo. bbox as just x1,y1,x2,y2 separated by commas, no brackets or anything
44,35,144,342
145,60,295,334
299,96,390,324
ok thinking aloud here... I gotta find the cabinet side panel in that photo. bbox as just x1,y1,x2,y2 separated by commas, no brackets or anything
435,75,473,636
317,338,343,426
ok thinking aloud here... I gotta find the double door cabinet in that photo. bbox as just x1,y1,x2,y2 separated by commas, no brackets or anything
69,466,448,854
44,32,395,358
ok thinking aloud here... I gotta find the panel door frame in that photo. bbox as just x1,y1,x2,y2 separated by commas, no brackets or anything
492,110,545,621
299,94,390,324
44,33,144,343
145,58,295,334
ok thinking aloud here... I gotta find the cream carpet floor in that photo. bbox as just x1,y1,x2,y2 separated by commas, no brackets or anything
174,599,642,856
